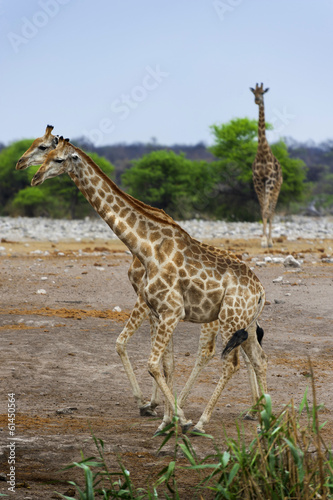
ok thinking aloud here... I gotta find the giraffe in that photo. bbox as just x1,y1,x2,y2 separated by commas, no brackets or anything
250,83,283,248
17,128,262,427
30,137,268,434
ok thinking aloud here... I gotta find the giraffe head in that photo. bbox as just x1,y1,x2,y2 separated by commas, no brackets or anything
16,125,59,170
250,83,269,105
31,136,77,186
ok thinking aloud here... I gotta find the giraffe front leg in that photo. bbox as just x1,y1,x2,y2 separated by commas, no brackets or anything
115,295,155,415
154,336,175,434
267,216,273,248
261,216,269,248
178,321,218,409
148,315,192,435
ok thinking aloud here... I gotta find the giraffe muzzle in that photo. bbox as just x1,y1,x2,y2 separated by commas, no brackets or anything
31,171,44,186
16,157,29,170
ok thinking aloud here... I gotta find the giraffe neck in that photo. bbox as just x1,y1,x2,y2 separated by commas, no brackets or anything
257,102,270,152
69,148,179,262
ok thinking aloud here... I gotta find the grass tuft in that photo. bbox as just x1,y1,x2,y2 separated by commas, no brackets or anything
56,369,333,499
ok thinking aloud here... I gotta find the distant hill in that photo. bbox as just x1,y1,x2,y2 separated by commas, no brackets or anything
73,138,214,183
73,137,333,188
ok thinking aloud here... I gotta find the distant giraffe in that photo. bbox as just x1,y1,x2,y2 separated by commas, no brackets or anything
250,83,283,247
29,137,268,434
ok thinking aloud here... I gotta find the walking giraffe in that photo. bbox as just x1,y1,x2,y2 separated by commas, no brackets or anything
16,127,263,428
250,83,283,247
29,136,268,434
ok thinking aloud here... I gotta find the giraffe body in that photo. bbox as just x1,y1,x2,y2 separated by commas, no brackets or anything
25,135,268,434
250,83,283,247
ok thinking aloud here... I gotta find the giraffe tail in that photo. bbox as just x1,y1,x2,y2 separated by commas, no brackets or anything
221,289,265,358
222,329,248,358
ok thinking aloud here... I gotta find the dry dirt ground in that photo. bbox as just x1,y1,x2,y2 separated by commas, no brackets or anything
0,236,333,499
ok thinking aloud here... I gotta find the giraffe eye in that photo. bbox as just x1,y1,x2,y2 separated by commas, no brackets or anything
55,158,64,163
38,145,47,151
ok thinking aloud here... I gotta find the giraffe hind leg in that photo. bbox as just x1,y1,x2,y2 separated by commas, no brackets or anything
177,321,218,409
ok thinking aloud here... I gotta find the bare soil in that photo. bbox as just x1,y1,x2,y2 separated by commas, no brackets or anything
0,236,333,499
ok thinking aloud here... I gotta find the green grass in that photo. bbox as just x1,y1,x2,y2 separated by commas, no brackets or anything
56,365,333,499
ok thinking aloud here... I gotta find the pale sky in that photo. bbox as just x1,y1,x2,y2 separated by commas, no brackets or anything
1,0,333,146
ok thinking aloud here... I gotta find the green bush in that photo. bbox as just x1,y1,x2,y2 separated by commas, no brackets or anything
122,150,216,219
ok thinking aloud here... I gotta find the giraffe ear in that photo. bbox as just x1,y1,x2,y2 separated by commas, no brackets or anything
250,87,255,93
53,136,59,145
264,88,269,94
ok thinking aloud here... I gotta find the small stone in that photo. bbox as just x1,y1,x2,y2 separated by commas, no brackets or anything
273,276,283,283
56,407,77,415
113,306,122,312
284,255,301,268
274,299,285,304
285,293,291,296
41,277,48,281
256,261,266,267
271,257,284,264
226,403,231,408
36,289,47,295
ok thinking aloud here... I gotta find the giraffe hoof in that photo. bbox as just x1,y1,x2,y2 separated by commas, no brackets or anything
181,421,193,434
153,429,167,437
140,404,158,417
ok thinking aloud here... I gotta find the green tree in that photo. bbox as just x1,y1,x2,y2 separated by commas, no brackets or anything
0,140,115,218
209,118,307,220
0,139,34,214
122,150,216,219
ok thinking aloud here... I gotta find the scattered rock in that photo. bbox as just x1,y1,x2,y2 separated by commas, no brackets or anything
274,299,285,304
113,306,122,312
56,407,77,415
283,255,301,268
273,276,283,283
322,257,333,263
36,289,47,295
271,257,284,264
1,215,333,242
